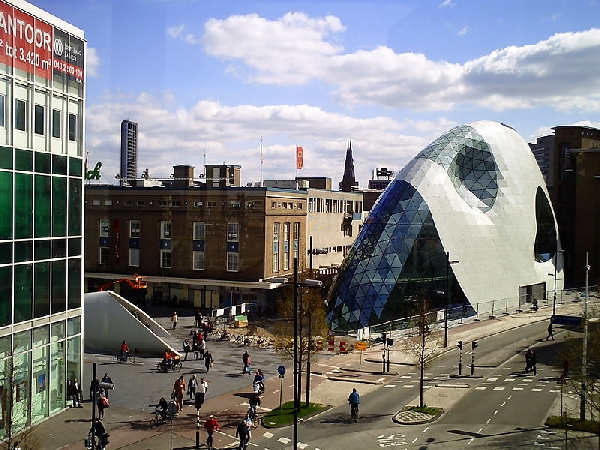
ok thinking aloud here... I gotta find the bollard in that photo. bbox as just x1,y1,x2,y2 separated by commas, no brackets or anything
328,338,335,352
339,341,347,354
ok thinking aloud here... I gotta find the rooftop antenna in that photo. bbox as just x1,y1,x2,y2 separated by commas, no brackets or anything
260,135,264,187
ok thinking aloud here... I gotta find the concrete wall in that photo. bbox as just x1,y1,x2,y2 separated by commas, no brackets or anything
84,291,178,356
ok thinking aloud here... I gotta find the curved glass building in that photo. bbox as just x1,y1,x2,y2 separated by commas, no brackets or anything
327,121,563,332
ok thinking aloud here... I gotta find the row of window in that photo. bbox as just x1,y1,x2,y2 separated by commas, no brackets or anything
308,197,362,214
273,222,300,272
0,95,78,141
90,198,265,209
270,201,303,210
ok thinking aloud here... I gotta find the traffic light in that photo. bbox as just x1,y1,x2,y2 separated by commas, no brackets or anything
457,341,463,350
472,341,478,350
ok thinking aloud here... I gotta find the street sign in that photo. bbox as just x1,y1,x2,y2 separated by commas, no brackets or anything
355,341,367,351
551,315,582,326
277,365,286,378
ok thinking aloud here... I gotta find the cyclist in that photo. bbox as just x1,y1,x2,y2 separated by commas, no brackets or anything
120,341,130,361
249,393,261,420
348,388,360,422
253,369,265,395
156,396,169,420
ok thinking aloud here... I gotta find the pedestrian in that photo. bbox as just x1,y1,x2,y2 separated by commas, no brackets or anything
198,337,206,360
546,322,555,340
204,414,219,450
70,378,83,408
200,377,209,396
525,348,532,373
101,373,113,399
183,338,191,361
173,375,185,412
171,311,178,329
195,309,203,328
563,358,570,379
242,350,251,375
188,374,198,401
195,376,207,408
204,350,213,373
89,377,100,402
527,348,537,375
236,418,251,450
97,388,109,419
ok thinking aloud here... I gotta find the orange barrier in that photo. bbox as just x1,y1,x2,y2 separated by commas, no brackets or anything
327,338,335,352
339,341,348,354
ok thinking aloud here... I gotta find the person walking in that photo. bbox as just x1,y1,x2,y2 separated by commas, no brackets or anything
204,414,219,450
546,322,555,341
188,374,198,401
525,348,538,375
183,338,191,361
70,378,83,408
173,375,185,412
171,311,178,329
242,351,251,375
198,337,206,360
101,373,113,399
195,309,203,328
348,388,360,422
236,418,251,450
97,388,109,419
204,350,213,373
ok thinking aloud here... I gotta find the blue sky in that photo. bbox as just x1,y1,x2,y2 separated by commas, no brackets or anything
31,0,600,186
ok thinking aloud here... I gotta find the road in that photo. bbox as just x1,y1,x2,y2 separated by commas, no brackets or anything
250,320,597,450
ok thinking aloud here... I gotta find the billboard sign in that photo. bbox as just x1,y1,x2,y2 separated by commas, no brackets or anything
0,2,83,83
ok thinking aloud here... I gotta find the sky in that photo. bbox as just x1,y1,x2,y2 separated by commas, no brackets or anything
30,0,600,187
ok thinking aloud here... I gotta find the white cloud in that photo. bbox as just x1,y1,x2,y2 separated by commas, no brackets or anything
196,13,600,113
438,0,456,8
458,26,468,36
86,47,100,78
85,95,451,186
167,24,186,39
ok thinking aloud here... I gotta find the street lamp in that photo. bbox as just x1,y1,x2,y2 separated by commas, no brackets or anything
550,245,564,317
581,252,590,420
273,257,322,450
444,252,459,348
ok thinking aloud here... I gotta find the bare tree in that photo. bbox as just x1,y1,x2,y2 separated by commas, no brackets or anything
274,276,329,406
401,292,443,408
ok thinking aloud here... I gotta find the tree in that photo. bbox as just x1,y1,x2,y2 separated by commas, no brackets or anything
273,274,329,407
401,292,443,408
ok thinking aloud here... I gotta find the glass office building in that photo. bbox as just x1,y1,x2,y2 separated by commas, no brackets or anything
0,0,84,437
327,121,562,332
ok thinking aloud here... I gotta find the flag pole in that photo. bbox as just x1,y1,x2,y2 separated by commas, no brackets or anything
260,135,264,187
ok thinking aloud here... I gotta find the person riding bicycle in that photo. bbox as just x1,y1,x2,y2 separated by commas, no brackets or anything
89,417,108,449
253,369,265,394
120,341,130,361
249,393,261,419
156,396,169,420
348,388,360,421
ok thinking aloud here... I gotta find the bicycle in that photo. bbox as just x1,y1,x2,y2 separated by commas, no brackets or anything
156,359,182,372
149,409,171,428
113,352,135,363
248,406,260,428
350,404,359,423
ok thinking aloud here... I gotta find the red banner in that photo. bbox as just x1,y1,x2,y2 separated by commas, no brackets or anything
113,219,120,264
296,146,304,170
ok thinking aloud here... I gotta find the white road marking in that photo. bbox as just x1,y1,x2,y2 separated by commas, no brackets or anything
403,385,414,388
493,386,505,390
531,388,543,392
512,387,524,391
423,427,429,433
503,378,515,382
412,437,418,443
468,437,474,444
478,428,483,433
494,410,498,415
486,419,491,424
263,432,274,438
401,375,412,379
475,386,487,390
278,437,291,444
487,377,498,381
384,384,396,388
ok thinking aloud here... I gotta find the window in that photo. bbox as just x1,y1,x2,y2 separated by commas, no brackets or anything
194,201,203,207
34,104,44,135
273,222,280,272
125,200,133,206
99,219,110,237
99,247,110,265
160,250,172,268
130,220,141,237
207,201,217,208
52,109,60,138
230,200,240,209
15,99,26,131
171,200,181,207
283,222,290,271
293,222,300,258
158,200,167,207
193,222,205,240
227,223,239,241
92,199,101,206
68,113,77,141
271,201,277,209
193,251,204,270
137,200,145,207
129,248,140,267
103,200,112,206
0,94,4,127
161,221,172,238
227,252,239,272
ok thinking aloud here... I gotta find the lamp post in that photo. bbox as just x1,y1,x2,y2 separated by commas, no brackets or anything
444,252,459,348
550,246,564,317
580,252,590,420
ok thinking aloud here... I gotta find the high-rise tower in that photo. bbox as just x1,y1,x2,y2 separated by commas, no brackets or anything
339,140,358,192
120,119,138,183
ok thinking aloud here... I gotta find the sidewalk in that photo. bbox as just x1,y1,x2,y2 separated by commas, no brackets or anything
35,298,585,449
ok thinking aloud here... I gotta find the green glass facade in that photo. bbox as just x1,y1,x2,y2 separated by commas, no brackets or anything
0,0,85,439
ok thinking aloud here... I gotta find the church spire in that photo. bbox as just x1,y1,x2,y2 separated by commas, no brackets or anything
339,140,358,192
